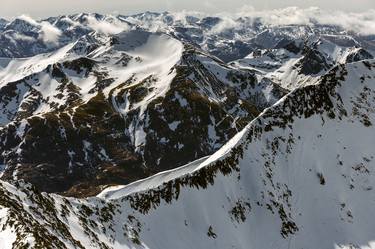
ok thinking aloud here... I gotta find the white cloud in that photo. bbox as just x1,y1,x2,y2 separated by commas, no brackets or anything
86,15,129,35
230,6,375,35
10,7,375,38
208,16,237,34
39,21,62,45
16,15,62,45
199,6,375,36
6,32,35,42
17,14,39,26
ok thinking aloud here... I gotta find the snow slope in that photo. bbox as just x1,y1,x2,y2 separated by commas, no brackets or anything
232,36,373,90
1,10,375,248
0,28,284,195
0,59,374,249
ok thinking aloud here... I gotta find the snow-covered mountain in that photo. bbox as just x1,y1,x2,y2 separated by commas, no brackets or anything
0,27,285,196
1,59,375,248
1,9,375,248
232,35,373,89
0,12,373,197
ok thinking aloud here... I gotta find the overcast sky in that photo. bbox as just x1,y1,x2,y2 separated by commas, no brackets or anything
1,0,374,19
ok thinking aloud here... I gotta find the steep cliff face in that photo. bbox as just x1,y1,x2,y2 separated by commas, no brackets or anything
0,60,374,249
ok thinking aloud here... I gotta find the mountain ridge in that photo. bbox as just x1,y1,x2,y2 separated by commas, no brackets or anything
0,11,373,196
0,58,374,248
1,10,375,248
0,29,285,196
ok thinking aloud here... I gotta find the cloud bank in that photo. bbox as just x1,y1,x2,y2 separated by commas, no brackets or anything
229,6,375,35
8,7,375,38
165,6,375,35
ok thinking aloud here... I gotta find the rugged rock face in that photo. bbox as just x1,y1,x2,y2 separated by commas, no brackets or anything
0,59,374,249
0,12,374,197
0,30,285,196
232,37,374,89
1,10,375,249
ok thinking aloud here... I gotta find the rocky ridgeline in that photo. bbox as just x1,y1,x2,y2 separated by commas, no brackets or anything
0,30,285,196
0,12,373,197
0,60,374,248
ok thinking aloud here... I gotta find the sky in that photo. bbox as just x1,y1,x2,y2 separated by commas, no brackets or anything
1,0,374,19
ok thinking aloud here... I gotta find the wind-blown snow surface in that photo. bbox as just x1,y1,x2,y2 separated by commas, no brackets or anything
1,59,375,249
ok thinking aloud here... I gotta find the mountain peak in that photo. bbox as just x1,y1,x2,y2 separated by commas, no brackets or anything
0,58,374,248
0,11,375,248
